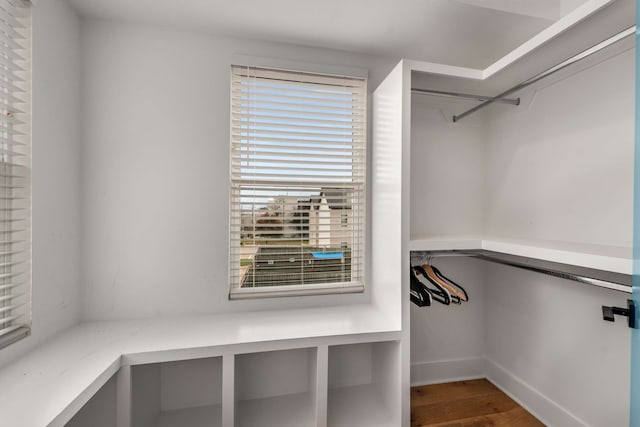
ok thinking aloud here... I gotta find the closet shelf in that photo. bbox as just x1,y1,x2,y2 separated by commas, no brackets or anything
410,238,632,292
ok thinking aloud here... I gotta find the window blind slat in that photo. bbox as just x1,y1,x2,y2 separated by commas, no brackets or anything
230,106,364,121
232,127,360,139
232,180,365,190
0,18,23,40
232,145,366,156
0,54,24,72
0,292,24,303
233,153,365,162
0,6,25,27
232,99,366,114
0,283,23,291
231,89,366,104
232,67,366,87
232,115,365,128
0,85,26,103
0,113,25,126
0,43,25,63
232,138,365,149
0,30,21,49
0,301,23,312
231,80,365,95
232,122,360,135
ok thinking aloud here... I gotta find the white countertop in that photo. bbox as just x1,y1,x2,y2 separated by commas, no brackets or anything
0,304,400,427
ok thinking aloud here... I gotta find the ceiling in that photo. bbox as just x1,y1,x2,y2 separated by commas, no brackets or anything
65,0,590,68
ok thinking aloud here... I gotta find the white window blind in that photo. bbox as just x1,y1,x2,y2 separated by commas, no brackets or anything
229,65,366,299
0,0,31,349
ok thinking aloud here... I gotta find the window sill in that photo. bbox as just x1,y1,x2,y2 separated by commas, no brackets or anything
0,326,30,351
229,282,364,300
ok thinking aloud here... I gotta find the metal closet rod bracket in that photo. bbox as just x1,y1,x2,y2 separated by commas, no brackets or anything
602,299,636,329
452,25,636,123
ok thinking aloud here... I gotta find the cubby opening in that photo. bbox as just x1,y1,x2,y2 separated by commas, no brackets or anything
327,341,400,427
234,347,318,427
131,356,223,427
65,375,117,427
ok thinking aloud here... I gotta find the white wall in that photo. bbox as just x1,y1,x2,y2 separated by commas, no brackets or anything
79,18,397,321
484,48,634,248
328,343,373,389
410,257,486,385
0,0,82,369
235,348,314,400
161,357,223,410
485,264,630,426
410,95,486,240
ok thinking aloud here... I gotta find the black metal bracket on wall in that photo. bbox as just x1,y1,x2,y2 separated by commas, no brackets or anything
602,299,636,329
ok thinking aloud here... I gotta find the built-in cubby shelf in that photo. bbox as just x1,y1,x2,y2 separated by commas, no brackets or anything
131,357,223,427
235,348,317,427
61,336,403,427
0,304,402,426
327,341,400,427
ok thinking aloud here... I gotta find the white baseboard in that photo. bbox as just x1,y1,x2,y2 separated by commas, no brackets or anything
484,358,587,427
411,357,588,427
410,357,484,387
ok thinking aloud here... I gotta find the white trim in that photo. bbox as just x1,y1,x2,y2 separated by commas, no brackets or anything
406,0,618,82
485,358,589,427
230,282,364,299
403,59,482,80
482,0,616,79
410,358,485,386
410,357,592,426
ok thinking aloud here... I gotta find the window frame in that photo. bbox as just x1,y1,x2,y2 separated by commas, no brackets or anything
0,0,32,350
228,64,367,299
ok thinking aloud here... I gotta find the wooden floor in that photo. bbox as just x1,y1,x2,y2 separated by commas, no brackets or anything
411,379,545,427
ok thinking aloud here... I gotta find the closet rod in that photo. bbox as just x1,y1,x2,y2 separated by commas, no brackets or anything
411,88,520,105
417,249,631,293
452,25,636,123
471,252,630,293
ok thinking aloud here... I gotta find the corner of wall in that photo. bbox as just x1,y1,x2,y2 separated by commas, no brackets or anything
0,0,83,369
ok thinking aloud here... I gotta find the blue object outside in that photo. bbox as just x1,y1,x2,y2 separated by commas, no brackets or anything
310,251,343,260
